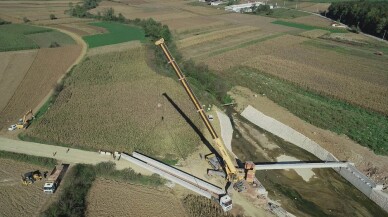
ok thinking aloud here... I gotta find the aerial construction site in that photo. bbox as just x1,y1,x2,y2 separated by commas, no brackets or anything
0,0,387,216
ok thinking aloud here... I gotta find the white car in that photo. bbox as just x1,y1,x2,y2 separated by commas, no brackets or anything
8,124,17,131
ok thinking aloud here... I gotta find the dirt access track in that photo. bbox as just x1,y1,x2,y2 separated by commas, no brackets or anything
0,26,86,131
0,137,152,174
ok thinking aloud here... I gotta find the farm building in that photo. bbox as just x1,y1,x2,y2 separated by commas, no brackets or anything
225,2,273,13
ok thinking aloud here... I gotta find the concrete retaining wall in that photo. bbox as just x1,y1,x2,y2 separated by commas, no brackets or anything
241,105,388,212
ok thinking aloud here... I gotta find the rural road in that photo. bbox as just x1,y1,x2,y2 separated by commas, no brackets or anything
0,137,152,174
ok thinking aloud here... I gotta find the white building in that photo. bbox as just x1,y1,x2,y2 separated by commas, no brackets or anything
225,1,272,13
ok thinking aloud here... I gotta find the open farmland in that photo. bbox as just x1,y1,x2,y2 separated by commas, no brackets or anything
290,15,334,28
0,50,38,112
86,178,187,217
0,24,50,51
201,34,388,115
0,24,76,51
0,45,82,130
83,22,145,48
0,0,78,23
0,158,49,217
26,31,75,48
26,45,202,160
54,22,107,36
177,26,260,49
272,20,347,33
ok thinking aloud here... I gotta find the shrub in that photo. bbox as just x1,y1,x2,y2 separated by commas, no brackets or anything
0,18,11,25
23,17,30,23
49,14,57,20
49,41,60,48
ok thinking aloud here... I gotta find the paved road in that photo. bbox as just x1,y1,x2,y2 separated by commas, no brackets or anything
0,137,151,174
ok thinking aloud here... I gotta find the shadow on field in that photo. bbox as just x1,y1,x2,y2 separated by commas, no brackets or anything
162,93,223,161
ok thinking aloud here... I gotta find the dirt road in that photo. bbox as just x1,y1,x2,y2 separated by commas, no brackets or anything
0,137,151,174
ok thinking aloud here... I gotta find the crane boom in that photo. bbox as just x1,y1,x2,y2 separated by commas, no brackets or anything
155,38,239,182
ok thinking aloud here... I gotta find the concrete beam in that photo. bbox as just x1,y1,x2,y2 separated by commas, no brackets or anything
121,153,212,199
255,162,348,170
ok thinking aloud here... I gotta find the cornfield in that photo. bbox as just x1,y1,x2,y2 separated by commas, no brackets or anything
27,46,202,159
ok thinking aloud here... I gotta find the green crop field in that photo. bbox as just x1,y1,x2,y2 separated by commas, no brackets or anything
272,20,348,33
83,22,145,48
0,24,52,51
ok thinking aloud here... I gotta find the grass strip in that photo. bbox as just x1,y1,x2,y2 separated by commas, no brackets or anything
272,20,348,33
0,150,57,168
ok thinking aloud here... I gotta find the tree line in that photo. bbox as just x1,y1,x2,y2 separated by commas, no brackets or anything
325,1,388,39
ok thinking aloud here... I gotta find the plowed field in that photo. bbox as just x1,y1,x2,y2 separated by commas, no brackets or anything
0,45,82,129
0,158,49,217
86,178,187,217
0,50,38,112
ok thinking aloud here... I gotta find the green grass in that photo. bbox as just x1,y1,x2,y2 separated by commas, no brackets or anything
0,150,57,168
272,20,348,33
27,30,75,48
0,24,53,51
224,67,388,155
260,8,310,19
83,22,145,48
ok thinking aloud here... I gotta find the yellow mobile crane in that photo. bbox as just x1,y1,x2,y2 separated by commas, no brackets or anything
155,38,246,183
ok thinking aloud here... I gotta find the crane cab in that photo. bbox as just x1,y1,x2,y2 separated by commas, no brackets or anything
220,195,233,212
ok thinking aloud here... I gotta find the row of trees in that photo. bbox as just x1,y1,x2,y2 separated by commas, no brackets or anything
66,0,101,18
325,1,388,39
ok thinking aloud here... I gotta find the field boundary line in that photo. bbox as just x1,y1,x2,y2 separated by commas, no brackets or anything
32,26,87,115
1,49,39,114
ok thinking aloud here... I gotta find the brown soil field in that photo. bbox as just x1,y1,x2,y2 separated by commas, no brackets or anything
300,3,330,13
33,18,94,26
202,34,308,71
53,24,91,37
325,32,373,44
26,46,201,159
203,33,388,113
299,29,329,38
0,45,82,130
86,40,142,56
291,15,333,28
86,178,188,217
0,1,78,22
0,158,49,217
0,50,38,112
177,26,260,49
181,30,268,60
162,16,226,34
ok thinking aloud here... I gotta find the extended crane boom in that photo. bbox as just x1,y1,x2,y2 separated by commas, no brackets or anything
155,38,240,182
